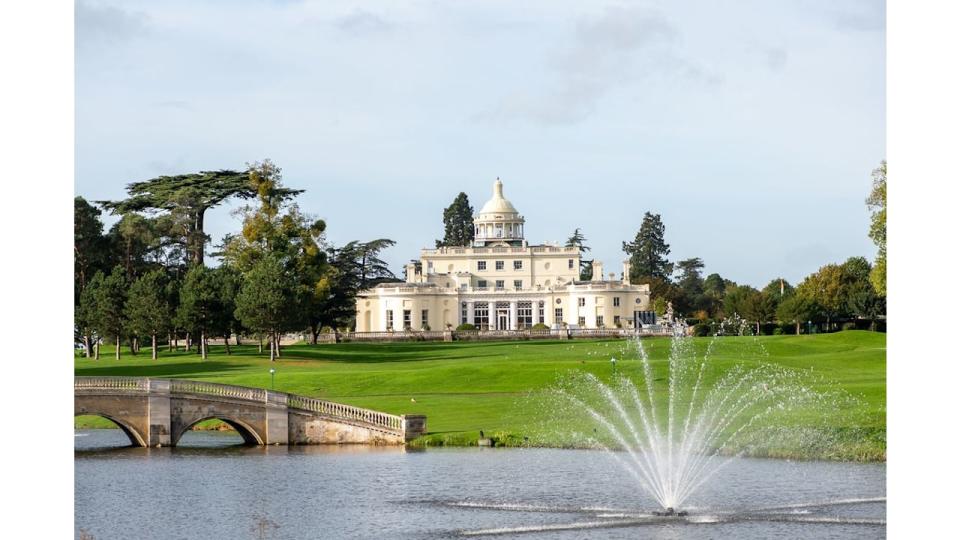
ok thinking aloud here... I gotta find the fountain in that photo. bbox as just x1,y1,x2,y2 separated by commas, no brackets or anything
537,317,856,513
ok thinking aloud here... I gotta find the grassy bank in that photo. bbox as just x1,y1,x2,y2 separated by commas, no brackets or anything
74,331,886,460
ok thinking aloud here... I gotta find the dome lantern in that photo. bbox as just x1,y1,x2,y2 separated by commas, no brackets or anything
473,177,525,247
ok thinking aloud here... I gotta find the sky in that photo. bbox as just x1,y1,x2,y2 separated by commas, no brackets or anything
75,0,885,287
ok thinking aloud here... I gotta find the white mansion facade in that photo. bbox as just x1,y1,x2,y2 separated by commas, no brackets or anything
355,179,653,332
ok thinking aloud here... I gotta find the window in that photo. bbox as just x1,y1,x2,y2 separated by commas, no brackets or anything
495,280,505,289
578,316,586,327
614,315,621,326
461,303,468,324
474,302,490,330
555,307,563,322
596,315,604,327
421,309,429,329
539,301,545,322
578,297,586,307
613,297,621,307
517,301,533,328
568,259,574,269
403,310,412,330
513,260,523,270
477,280,487,288
386,310,394,329
495,260,504,271
513,280,523,290
477,260,486,271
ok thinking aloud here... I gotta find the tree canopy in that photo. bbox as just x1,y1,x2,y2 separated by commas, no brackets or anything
866,161,886,296
436,192,475,247
623,212,672,282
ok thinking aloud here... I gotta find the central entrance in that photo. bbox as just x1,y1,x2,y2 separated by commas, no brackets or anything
496,302,510,330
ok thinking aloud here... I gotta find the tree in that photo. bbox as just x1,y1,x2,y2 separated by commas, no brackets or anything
353,239,398,289
796,263,846,329
235,256,292,361
565,228,593,281
178,265,222,360
94,266,129,360
777,295,816,335
623,212,672,282
761,278,794,307
108,213,157,278
436,192,475,247
213,266,242,353
723,285,759,320
126,269,172,360
674,257,706,314
99,160,303,266
75,197,110,295
866,161,886,296
76,272,103,358
221,164,329,347
745,291,776,334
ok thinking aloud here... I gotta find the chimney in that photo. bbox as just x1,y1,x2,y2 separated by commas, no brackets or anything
592,260,604,281
622,261,632,285
609,273,616,282
405,263,418,283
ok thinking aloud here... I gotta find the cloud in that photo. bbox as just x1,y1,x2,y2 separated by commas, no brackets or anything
334,9,392,35
75,1,150,47
478,6,717,125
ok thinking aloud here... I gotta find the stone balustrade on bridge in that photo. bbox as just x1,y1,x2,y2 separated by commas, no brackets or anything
74,377,427,447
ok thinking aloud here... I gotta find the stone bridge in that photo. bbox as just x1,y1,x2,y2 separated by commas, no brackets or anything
75,377,427,447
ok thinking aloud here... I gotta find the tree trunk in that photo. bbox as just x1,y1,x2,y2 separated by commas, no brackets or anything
269,333,276,362
235,333,241,346
152,334,157,360
258,337,263,354
275,334,281,358
115,335,120,360
95,340,100,360
84,334,91,358
310,322,318,345
201,330,207,360
795,321,801,335
224,335,231,355
185,332,190,352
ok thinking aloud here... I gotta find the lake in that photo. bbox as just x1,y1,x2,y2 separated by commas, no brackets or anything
76,429,885,539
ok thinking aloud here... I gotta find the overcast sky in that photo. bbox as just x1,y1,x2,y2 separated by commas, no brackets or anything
75,0,885,287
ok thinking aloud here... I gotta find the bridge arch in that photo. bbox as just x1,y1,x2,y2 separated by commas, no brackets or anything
75,412,147,447
172,415,264,446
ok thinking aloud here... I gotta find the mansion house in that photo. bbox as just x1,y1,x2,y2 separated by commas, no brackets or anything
355,179,653,332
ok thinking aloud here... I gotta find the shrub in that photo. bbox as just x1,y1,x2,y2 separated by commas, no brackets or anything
455,323,476,331
531,323,549,331
841,322,857,331
692,323,712,337
773,327,784,335
422,324,431,331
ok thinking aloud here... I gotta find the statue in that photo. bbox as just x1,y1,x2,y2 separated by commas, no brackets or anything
665,301,674,324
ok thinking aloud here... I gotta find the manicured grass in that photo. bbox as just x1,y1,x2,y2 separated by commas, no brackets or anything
74,331,886,460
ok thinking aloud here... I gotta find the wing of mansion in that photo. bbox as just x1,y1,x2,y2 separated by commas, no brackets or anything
355,179,654,332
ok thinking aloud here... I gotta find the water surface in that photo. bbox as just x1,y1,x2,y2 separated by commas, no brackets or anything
76,429,885,539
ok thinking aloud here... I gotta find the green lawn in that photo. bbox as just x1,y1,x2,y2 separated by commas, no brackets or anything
74,331,886,460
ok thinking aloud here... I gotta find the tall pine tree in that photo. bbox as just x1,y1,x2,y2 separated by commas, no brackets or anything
436,193,475,247
622,212,672,281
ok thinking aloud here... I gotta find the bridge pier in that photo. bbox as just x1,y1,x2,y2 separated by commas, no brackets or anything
265,391,289,445
147,379,171,446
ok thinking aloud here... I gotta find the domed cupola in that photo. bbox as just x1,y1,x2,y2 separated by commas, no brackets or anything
474,178,525,246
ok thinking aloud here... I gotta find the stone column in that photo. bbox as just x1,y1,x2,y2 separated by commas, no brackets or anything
532,300,540,325
467,301,475,325
510,300,518,330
